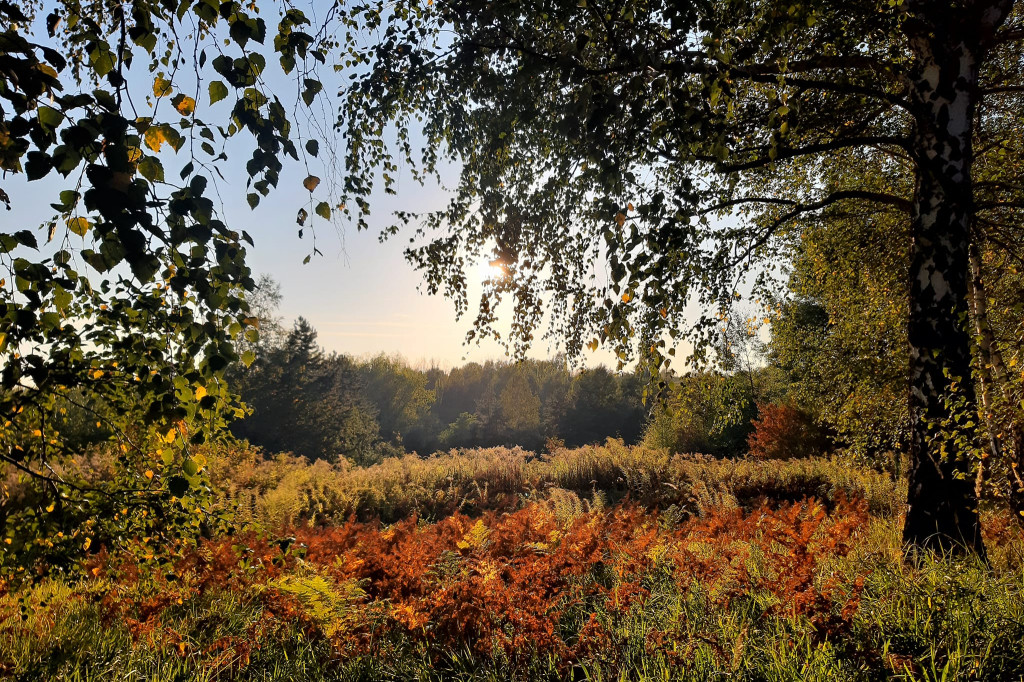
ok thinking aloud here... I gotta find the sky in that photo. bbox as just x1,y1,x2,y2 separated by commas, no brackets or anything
5,5,623,370
7,149,618,370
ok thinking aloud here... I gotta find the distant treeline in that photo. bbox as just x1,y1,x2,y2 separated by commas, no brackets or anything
228,317,650,464
222,276,810,466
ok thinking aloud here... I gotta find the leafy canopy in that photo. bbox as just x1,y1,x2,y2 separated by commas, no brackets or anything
332,0,918,366
0,0,335,577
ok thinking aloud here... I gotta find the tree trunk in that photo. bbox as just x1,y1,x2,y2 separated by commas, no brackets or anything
965,237,1024,522
967,237,1002,500
1009,430,1024,525
900,0,1011,554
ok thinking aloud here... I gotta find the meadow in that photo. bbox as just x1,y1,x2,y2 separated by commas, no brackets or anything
3,442,1023,681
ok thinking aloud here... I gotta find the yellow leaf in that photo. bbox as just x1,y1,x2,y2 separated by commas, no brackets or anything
164,428,177,444
144,470,154,480
153,76,173,98
66,217,90,237
174,95,196,116
31,429,42,437
144,126,167,152
83,537,91,551
659,307,668,319
46,502,55,513
195,385,207,400
303,175,320,192
91,369,103,379
621,292,632,303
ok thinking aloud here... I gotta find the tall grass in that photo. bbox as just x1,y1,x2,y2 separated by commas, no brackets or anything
4,445,1017,681
206,440,904,527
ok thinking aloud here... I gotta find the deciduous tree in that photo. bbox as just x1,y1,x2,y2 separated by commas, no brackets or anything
0,0,334,575
333,0,1024,552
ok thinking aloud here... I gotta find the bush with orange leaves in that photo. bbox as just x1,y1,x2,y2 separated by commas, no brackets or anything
747,402,831,460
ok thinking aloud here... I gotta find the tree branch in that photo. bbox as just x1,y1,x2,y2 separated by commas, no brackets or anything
982,85,1024,94
700,196,798,215
993,27,1024,44
729,189,912,266
707,136,912,173
464,32,907,107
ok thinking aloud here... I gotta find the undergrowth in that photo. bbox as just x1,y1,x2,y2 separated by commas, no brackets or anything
207,440,904,527
2,497,1023,680
1,445,1019,681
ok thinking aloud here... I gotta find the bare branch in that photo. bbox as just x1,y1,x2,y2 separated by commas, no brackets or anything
700,196,798,215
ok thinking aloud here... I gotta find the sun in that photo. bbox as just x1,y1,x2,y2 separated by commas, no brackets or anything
475,255,508,285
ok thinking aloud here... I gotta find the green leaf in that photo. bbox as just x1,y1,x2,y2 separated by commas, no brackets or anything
14,230,38,249
209,80,229,105
138,156,165,182
25,152,53,180
57,190,80,211
301,78,322,106
305,139,319,157
182,458,200,477
315,201,331,220
53,287,72,310
37,106,64,131
89,44,116,77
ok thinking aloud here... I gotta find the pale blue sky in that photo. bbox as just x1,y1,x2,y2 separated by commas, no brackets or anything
6,158,622,369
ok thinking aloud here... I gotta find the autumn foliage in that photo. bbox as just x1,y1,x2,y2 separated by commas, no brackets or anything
3,447,1023,680
53,497,868,677
747,403,829,460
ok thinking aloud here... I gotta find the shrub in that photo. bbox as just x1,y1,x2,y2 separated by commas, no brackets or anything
747,403,830,460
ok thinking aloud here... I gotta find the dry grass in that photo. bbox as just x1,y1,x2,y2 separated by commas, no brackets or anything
204,440,904,528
